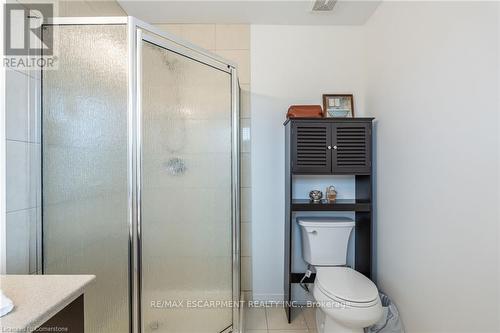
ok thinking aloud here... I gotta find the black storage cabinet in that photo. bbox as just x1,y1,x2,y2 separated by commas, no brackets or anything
291,120,371,175
284,117,374,323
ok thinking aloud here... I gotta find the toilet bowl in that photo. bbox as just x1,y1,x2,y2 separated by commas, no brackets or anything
297,217,383,333
313,267,382,333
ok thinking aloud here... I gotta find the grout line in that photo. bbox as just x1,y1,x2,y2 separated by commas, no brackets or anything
6,206,38,214
8,67,40,81
216,48,251,52
264,304,269,330
6,138,40,145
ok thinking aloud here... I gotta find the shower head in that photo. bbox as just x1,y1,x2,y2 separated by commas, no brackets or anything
164,157,187,176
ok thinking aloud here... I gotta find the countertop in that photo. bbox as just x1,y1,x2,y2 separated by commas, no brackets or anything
0,274,95,332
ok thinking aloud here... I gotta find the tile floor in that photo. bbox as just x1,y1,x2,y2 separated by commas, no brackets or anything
244,306,317,333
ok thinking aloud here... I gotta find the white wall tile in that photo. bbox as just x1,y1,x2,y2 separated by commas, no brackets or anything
36,206,42,272
6,70,31,142
241,222,252,257
85,0,126,16
240,84,251,119
241,256,253,291
60,1,94,16
28,208,37,273
240,118,251,153
155,24,183,36
215,24,250,50
241,152,251,188
6,208,37,274
181,24,216,50
6,141,39,211
241,187,251,222
30,76,41,144
56,0,125,17
155,24,220,51
6,70,40,143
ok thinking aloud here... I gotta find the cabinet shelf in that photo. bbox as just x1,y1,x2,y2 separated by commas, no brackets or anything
292,170,371,176
291,199,371,212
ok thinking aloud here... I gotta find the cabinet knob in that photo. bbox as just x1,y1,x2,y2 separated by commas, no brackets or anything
333,145,338,150
327,146,332,150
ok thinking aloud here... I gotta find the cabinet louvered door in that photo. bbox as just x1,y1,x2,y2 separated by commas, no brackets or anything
292,122,332,174
332,122,371,174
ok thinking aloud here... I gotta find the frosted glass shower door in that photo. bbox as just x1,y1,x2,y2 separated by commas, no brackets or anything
42,25,129,333
140,38,233,333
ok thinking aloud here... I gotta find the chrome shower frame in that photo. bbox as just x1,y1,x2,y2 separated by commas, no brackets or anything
43,16,241,333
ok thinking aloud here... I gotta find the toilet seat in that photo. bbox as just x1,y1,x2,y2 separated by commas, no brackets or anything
315,267,379,308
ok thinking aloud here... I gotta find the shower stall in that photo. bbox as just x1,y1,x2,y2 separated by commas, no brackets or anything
41,17,240,333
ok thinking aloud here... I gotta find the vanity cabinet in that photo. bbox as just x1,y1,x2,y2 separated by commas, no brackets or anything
0,275,93,333
291,119,372,175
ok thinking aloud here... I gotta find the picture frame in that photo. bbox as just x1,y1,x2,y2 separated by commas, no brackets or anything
322,94,354,118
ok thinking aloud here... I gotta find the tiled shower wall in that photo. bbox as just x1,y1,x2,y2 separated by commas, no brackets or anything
5,67,41,274
155,24,253,300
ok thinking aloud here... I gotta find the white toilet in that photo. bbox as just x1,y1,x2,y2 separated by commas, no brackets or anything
298,217,383,333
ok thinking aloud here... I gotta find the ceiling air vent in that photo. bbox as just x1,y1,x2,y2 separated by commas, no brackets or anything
312,0,337,11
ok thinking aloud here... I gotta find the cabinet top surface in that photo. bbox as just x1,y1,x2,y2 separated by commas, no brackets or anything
0,275,95,332
283,117,375,126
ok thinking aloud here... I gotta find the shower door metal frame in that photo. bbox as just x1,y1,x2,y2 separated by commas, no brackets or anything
42,16,241,333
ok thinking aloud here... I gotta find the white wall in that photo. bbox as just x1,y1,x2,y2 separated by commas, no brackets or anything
250,25,366,300
365,2,499,332
251,4,499,330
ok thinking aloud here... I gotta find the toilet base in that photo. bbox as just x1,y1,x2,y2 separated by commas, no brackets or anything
316,308,364,333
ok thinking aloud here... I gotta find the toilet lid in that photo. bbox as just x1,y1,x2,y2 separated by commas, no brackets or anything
315,267,379,303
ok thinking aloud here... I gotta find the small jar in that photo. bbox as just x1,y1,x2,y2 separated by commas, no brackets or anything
326,186,337,203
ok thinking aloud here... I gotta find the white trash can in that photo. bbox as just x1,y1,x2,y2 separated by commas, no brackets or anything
365,293,404,333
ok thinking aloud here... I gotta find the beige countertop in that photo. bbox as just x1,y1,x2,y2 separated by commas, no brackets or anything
0,275,95,332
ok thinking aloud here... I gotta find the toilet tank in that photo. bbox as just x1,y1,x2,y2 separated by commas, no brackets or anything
297,217,355,266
